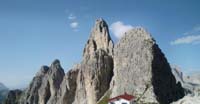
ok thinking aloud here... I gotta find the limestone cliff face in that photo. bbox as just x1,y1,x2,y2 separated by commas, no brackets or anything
79,18,113,104
20,66,49,104
15,19,114,104
109,28,184,104
63,18,114,104
20,59,65,104
4,19,185,104
56,65,79,104
83,18,113,57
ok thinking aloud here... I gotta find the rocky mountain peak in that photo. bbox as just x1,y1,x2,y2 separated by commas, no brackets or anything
41,66,49,73
125,27,154,42
36,65,49,76
92,18,108,34
48,59,65,79
4,19,186,104
50,59,61,69
110,27,184,104
83,18,113,57
17,59,65,104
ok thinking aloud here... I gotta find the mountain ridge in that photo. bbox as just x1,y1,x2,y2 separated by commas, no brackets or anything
0,83,8,91
4,19,185,104
0,82,9,104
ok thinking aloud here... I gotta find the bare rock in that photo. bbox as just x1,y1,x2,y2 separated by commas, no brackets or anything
4,19,186,104
83,18,113,58
52,18,114,104
109,28,185,104
19,66,49,104
57,65,79,104
72,18,114,104
20,59,65,104
4,89,22,104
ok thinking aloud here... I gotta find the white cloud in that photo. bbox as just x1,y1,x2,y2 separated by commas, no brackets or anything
68,14,76,20
183,25,200,35
70,22,78,29
170,35,200,45
171,25,200,45
67,13,79,31
110,21,133,39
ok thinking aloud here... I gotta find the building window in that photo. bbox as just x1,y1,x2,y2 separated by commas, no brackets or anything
110,102,115,104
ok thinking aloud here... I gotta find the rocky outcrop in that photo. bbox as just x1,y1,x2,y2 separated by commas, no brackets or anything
4,89,22,104
56,65,79,104
171,66,184,83
61,18,114,104
170,69,200,104
171,66,200,96
83,18,113,57
19,66,49,104
4,19,186,104
109,28,184,104
5,18,114,104
20,59,65,104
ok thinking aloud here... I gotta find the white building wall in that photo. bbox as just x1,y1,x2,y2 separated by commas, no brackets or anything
108,98,131,104
130,99,135,104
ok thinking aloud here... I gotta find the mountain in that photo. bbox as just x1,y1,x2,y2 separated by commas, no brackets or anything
58,18,114,104
172,66,200,95
4,19,185,104
185,73,200,85
0,83,9,103
0,83,8,91
171,66,200,104
171,65,184,83
109,27,184,104
3,89,22,104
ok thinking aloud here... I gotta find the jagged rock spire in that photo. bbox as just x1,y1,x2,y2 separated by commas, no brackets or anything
83,18,113,57
74,18,114,104
3,19,185,104
18,59,65,104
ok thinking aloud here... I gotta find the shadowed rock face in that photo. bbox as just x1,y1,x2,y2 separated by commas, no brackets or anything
4,89,22,104
57,67,79,104
151,44,185,104
4,19,185,104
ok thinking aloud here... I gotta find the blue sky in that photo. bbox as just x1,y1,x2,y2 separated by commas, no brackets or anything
0,0,200,89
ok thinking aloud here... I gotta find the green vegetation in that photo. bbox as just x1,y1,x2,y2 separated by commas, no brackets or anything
97,90,111,104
